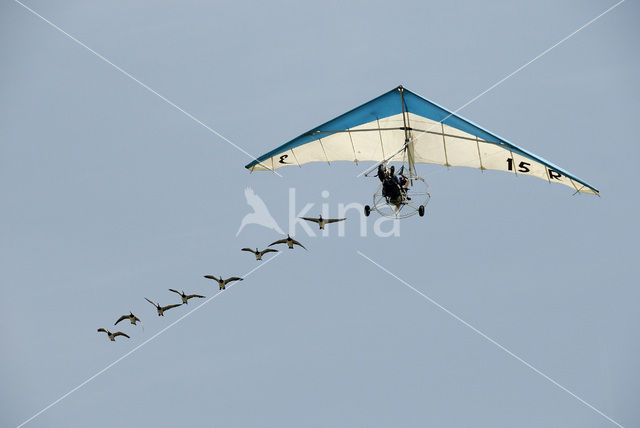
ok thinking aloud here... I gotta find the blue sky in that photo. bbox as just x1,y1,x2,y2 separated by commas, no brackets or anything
1,1,638,427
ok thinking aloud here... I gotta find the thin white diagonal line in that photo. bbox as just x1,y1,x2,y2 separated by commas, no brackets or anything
356,0,624,178
357,250,624,428
15,253,281,428
417,0,625,135
12,0,281,177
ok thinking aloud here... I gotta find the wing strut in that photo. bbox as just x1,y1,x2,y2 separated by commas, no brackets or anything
399,86,416,182
364,86,416,178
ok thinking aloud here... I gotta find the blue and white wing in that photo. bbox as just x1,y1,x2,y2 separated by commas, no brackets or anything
246,86,598,195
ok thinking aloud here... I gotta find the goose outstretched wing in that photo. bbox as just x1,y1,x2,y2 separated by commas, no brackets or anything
203,275,220,281
114,315,128,325
168,289,182,296
161,303,182,312
326,218,346,224
260,248,278,255
186,294,205,300
241,248,256,253
225,277,243,284
112,332,130,339
269,239,287,247
144,297,157,307
97,328,109,335
291,239,307,250
301,217,321,224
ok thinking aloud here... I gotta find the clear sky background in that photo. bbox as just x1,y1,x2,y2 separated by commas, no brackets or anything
2,1,638,427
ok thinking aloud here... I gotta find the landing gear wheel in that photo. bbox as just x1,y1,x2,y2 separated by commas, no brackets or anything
418,205,425,217
364,205,371,217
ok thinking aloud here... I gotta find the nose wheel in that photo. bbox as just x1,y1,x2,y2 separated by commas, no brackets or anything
364,205,371,217
418,205,425,217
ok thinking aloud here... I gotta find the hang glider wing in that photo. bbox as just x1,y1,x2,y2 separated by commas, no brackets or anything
245,86,598,195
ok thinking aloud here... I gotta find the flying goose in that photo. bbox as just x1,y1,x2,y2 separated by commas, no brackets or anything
97,328,130,341
241,247,279,260
300,215,346,230
114,312,141,326
144,297,182,316
169,289,205,304
203,275,243,290
269,234,306,250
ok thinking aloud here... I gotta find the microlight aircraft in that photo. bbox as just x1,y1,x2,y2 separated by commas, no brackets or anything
246,86,598,218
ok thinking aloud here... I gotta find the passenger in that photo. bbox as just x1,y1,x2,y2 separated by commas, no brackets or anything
397,166,410,200
399,174,407,189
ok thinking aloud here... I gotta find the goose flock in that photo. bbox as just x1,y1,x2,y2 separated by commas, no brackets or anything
96,228,324,342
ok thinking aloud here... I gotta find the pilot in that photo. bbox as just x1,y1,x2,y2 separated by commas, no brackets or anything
376,164,387,183
389,165,404,189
